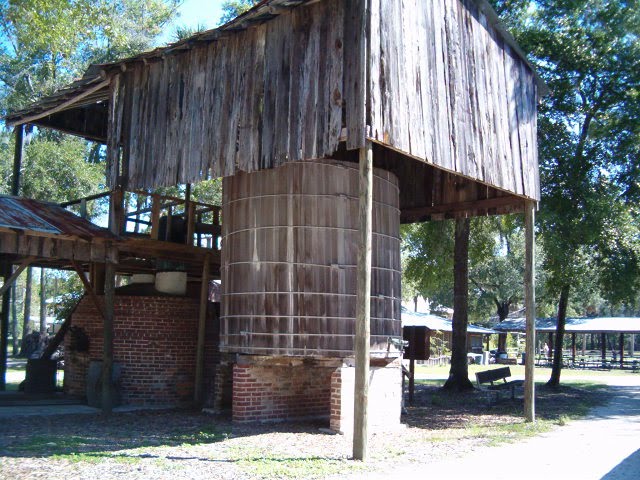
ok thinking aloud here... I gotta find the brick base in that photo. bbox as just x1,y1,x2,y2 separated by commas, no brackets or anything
232,357,336,423
64,295,219,407
330,359,402,436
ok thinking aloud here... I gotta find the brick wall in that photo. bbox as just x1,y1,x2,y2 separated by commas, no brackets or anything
64,295,219,407
232,361,335,423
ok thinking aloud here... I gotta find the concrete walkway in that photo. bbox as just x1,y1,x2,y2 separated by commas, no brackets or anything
353,376,640,480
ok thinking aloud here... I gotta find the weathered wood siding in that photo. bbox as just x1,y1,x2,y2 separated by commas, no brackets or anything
112,0,346,189
108,0,539,202
368,0,540,200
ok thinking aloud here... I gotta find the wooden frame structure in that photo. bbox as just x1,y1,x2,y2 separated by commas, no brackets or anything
5,0,543,459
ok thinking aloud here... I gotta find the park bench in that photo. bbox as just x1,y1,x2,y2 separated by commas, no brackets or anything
475,367,524,400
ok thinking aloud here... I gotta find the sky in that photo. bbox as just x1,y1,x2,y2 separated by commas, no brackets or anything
159,0,226,45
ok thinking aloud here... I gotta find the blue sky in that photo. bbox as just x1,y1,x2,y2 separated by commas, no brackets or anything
159,0,226,45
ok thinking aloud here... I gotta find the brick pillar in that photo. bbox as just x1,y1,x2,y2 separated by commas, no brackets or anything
329,359,402,436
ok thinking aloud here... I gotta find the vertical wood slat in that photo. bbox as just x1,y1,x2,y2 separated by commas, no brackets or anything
344,0,367,150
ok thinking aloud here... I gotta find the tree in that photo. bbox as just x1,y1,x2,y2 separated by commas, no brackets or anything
219,0,259,25
490,0,640,387
0,0,180,358
442,218,474,392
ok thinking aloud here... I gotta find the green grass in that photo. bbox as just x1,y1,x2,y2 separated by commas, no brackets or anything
227,446,363,479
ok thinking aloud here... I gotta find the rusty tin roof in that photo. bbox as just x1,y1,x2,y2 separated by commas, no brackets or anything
0,195,114,241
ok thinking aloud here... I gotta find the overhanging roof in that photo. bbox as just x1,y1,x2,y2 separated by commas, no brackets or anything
402,308,496,334
493,317,640,334
0,195,114,241
5,0,546,132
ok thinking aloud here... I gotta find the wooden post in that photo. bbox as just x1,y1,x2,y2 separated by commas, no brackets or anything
186,202,196,246
12,125,24,196
353,142,372,460
102,260,116,414
0,262,11,391
194,255,210,405
601,333,607,361
630,334,635,357
109,188,125,236
524,200,536,423
408,357,415,405
619,333,624,369
571,333,576,364
150,194,160,240
582,333,587,356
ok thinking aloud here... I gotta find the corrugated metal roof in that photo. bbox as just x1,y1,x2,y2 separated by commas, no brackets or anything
402,307,496,334
0,195,114,241
493,317,640,334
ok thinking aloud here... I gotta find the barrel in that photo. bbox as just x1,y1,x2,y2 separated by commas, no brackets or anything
220,160,401,357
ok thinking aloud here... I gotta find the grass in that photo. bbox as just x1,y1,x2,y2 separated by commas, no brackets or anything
1,366,632,479
228,446,362,479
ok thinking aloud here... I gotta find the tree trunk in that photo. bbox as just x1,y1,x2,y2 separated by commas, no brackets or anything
19,267,32,356
547,284,570,387
443,218,474,392
496,300,510,353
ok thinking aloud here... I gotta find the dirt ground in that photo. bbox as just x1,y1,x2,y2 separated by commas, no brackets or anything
0,380,609,480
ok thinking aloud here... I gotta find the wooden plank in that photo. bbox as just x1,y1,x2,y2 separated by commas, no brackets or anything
344,0,367,150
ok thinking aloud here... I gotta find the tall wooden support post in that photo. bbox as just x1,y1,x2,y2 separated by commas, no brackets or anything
194,255,210,405
102,261,116,414
12,125,24,196
601,333,607,361
571,333,576,364
619,333,624,368
1,125,25,390
0,262,11,390
353,142,372,461
524,200,536,423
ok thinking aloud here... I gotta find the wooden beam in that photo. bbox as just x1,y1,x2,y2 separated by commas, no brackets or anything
102,260,116,414
402,196,525,221
71,261,106,321
353,141,372,460
6,79,110,127
0,257,36,298
524,200,536,422
194,254,211,405
0,261,11,391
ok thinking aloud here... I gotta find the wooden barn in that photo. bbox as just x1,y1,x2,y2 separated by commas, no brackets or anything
3,0,543,448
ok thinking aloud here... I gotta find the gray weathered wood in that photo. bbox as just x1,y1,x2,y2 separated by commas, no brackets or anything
194,254,210,405
524,200,536,422
353,142,373,461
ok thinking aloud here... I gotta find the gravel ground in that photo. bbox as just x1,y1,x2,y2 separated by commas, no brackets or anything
0,380,612,480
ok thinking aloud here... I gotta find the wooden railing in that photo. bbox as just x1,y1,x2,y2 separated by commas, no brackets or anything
60,189,222,249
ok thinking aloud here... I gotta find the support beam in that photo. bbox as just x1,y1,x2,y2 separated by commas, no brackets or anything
353,141,372,461
102,261,116,414
0,257,35,298
0,262,11,390
194,254,211,405
619,333,624,369
524,200,536,423
71,261,107,321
